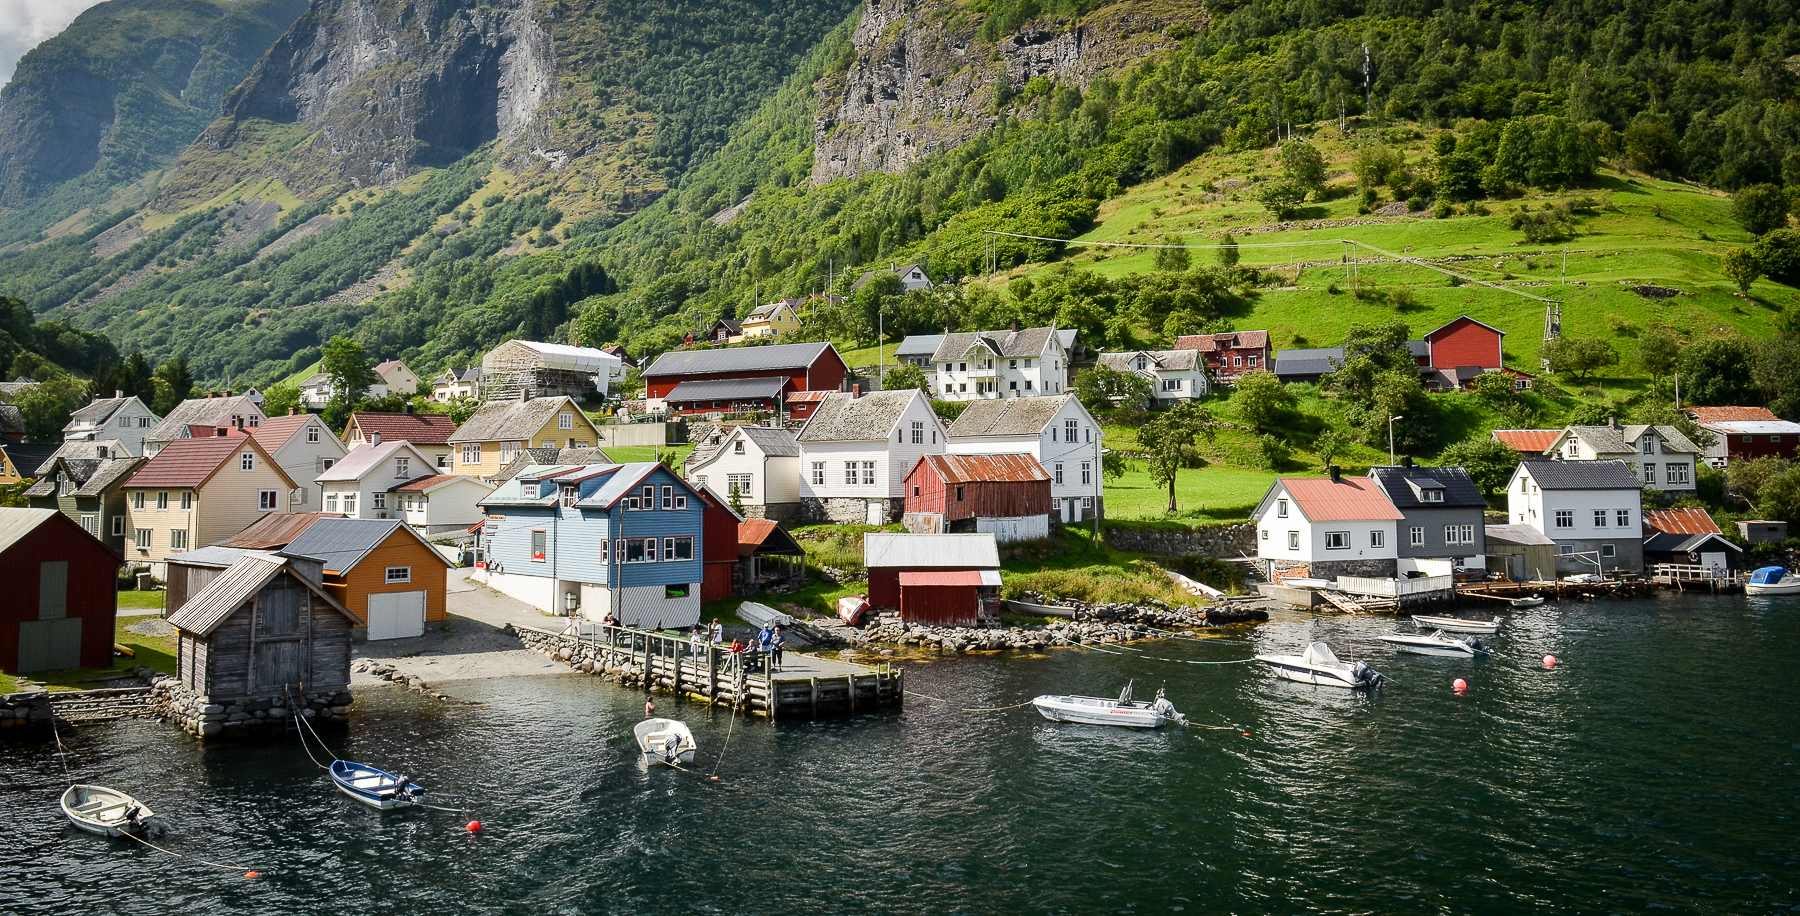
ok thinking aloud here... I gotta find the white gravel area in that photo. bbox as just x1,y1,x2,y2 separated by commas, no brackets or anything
350,570,577,687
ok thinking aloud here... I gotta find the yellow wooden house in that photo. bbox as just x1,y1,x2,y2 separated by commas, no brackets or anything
447,396,605,478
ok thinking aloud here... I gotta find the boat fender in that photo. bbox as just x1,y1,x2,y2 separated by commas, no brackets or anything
1453,678,1467,692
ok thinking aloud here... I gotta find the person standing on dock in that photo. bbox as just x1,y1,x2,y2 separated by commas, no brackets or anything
689,629,704,657
770,627,785,671
710,618,723,645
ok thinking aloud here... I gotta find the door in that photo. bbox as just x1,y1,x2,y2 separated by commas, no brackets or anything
367,591,427,640
1701,552,1727,574
866,499,886,525
17,619,82,672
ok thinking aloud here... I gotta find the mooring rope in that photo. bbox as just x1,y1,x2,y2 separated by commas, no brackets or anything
119,828,258,873
50,719,75,784
904,690,950,704
960,700,1037,712
708,698,740,782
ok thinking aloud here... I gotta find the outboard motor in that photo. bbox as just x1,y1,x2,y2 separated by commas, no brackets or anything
1464,636,1486,653
1151,689,1187,725
1352,661,1384,688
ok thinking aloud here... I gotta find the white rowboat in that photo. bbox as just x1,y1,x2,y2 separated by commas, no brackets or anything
1379,629,1492,657
635,718,697,766
1032,681,1186,729
1256,642,1385,689
330,760,426,810
60,784,156,837
1411,614,1506,635
1509,596,1546,609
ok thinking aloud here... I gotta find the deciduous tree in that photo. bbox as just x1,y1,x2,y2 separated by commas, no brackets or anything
1541,336,1617,381
1439,436,1519,497
1137,403,1216,513
1232,369,1296,433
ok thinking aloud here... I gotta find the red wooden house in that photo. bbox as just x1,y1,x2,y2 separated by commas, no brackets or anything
1423,316,1504,370
1174,330,1270,383
694,483,743,603
0,508,123,674
903,454,1052,533
863,532,1002,626
642,342,846,417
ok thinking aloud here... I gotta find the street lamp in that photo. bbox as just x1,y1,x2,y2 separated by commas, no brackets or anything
1388,415,1403,466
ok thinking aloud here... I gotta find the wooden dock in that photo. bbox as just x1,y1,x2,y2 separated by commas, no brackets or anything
519,624,903,719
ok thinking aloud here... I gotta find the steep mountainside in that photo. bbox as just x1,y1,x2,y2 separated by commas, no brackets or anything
0,0,309,243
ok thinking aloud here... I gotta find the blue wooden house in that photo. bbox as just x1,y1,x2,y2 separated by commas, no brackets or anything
475,462,705,628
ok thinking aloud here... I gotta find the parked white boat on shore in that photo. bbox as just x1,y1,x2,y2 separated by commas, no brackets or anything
1032,681,1186,728
1509,596,1546,609
1256,642,1385,689
1411,614,1506,635
1746,567,1800,596
60,784,156,836
635,718,697,766
1379,630,1492,657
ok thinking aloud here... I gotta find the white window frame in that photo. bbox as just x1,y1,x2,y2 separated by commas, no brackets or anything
861,461,876,486
157,491,168,510
134,528,151,549
1410,526,1425,546
112,516,126,537
1325,531,1350,550
1555,510,1574,529
1370,530,1385,548
170,529,188,551
1601,544,1616,558
373,492,387,510
259,490,279,511
1667,463,1689,485
240,452,255,471
308,427,320,443
1287,531,1300,550
559,412,574,430
1616,509,1631,527
385,566,412,583
843,462,857,486
1277,498,1288,518
180,492,192,510
811,462,825,486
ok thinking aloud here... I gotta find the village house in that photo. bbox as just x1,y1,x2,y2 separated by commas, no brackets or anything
1506,459,1644,575
853,263,935,292
1253,468,1405,581
684,424,802,521
1,442,58,484
493,446,616,484
1738,520,1789,544
298,360,424,409
142,394,266,457
1483,524,1557,581
903,453,1053,542
0,508,122,673
122,431,296,576
1174,330,1271,384
1095,349,1209,403
1640,508,1743,575
390,474,495,534
431,367,484,402
481,340,623,401
740,299,805,339
1491,429,1562,455
693,483,744,603
24,454,144,553
62,393,160,455
247,412,346,509
475,463,706,627
342,410,458,470
945,394,1105,524
0,404,24,442
315,439,486,528
1681,407,1800,467
1545,421,1700,495
641,341,846,417
894,334,944,369
931,325,1071,401
282,518,454,639
797,388,947,525
863,532,1002,627
1365,459,1487,572
448,396,604,478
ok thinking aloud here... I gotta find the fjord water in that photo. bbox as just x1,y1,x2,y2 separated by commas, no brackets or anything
5,594,1797,915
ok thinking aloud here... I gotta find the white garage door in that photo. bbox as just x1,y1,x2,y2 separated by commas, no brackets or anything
367,591,426,640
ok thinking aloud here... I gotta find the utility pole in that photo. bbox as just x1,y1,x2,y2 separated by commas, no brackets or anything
1388,415,1403,466
1561,247,1568,285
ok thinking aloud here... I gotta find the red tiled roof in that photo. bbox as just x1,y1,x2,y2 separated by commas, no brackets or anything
1684,406,1779,424
1174,330,1269,352
1492,429,1561,453
1643,508,1722,536
910,453,1048,484
349,412,458,446
127,437,260,489
390,474,464,492
1279,477,1405,521
248,414,316,450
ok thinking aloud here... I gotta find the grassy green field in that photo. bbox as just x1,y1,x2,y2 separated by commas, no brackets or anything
603,443,696,469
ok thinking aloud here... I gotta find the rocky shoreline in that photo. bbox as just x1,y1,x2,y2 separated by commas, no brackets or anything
833,596,1269,655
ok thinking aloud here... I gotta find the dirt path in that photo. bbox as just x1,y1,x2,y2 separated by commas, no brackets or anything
350,571,576,686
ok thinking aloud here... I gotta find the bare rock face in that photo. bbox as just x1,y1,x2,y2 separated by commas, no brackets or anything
811,0,1207,183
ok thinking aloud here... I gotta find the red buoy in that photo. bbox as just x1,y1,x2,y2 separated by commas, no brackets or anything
245,872,260,879
467,820,482,832
1543,655,1558,668
1453,678,1467,691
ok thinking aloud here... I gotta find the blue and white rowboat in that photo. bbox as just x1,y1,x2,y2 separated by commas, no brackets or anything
330,760,425,810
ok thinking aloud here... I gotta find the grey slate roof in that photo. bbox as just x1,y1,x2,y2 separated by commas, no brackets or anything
1485,523,1556,547
64,396,132,429
28,456,147,498
1564,424,1701,457
664,377,789,402
1644,531,1742,554
168,554,352,636
1367,465,1487,509
895,334,945,358
281,517,446,574
641,342,834,378
945,395,1072,438
1520,459,1643,490
4,442,61,476
1096,350,1200,372
931,326,1058,362
735,425,800,457
145,396,262,445
0,405,23,437
449,397,580,443
1272,346,1343,378
797,390,919,443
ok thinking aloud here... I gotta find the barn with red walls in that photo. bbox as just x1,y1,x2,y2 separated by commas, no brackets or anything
863,532,1001,608
0,508,122,674
695,485,743,603
1424,316,1506,371
903,454,1052,524
640,342,847,415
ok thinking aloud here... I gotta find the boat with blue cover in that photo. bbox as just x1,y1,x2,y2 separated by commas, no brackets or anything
330,760,426,810
1745,567,1800,596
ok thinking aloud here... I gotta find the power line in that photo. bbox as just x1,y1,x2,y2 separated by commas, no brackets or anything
984,229,1330,250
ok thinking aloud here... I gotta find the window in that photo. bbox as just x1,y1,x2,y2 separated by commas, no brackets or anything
1135,356,1148,371
1081,462,1092,486
257,490,278,511
343,494,357,514
911,421,924,445
1277,499,1288,518
240,452,255,471
1261,528,1269,540
461,443,482,465
1370,530,1385,548
374,492,388,509
1010,381,1018,391
178,492,191,510
157,492,168,510
661,486,673,509
133,492,144,509
1024,380,1034,390
112,517,125,537
734,440,745,454
437,455,449,469
170,529,188,550
667,536,694,560
308,427,320,443
674,494,687,510
1288,531,1300,549
665,583,691,599
139,416,151,427
1419,488,1444,503
1410,526,1425,546
812,462,825,486
1667,463,1690,485
1617,509,1631,527
134,528,151,549
386,567,411,583
1066,419,1078,443
1081,496,1093,509
641,485,655,508
395,457,410,478
326,494,339,511
896,429,903,443
1558,545,1574,555
1445,525,1474,545
1325,531,1350,549
1163,379,1182,391
728,474,752,497
1640,436,1655,454
601,540,610,563
1085,428,1092,443
861,461,876,486
1054,463,1064,485
1566,443,1579,458
80,515,97,536
1555,510,1573,529
559,412,573,430
959,362,967,372
531,530,547,561
1594,510,1608,527
621,538,654,562
501,441,516,462
1642,463,1657,484
844,462,858,486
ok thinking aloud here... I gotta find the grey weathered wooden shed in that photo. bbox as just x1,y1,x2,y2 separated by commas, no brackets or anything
168,554,357,699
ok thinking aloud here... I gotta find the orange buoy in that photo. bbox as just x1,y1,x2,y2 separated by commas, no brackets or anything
245,872,259,879
1453,678,1467,691
467,820,482,832
1543,655,1557,668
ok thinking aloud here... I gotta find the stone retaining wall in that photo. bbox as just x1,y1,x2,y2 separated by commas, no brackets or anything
1104,522,1256,559
801,496,903,525
0,689,52,734
148,674,352,739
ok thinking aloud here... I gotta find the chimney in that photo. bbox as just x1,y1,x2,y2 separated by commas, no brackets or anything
1011,318,1019,333
288,407,297,416
1609,416,1620,430
404,401,414,414
1329,465,1341,482
115,390,123,399
1401,456,1414,468
370,431,381,446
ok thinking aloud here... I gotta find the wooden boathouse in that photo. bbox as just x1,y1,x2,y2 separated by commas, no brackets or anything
513,623,902,719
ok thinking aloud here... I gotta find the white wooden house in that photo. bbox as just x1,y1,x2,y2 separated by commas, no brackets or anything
944,394,1104,523
1506,459,1644,575
373,360,423,397
248,413,347,509
685,425,802,521
62,394,160,456
316,440,437,522
1095,350,1209,403
931,325,1071,401
1544,422,1699,494
796,389,947,524
389,473,496,533
1252,469,1404,580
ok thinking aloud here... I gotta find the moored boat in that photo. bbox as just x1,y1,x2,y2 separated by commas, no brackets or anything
635,718,697,766
1032,681,1186,728
60,784,156,837
1745,567,1800,596
1411,614,1506,635
1509,596,1546,609
1256,642,1385,689
330,760,426,810
1378,629,1492,657
1003,598,1075,619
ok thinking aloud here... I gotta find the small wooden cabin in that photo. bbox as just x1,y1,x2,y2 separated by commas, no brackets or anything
904,454,1051,535
168,554,357,699
0,508,122,673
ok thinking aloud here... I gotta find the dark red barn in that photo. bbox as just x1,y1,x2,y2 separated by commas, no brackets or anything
641,342,847,417
1424,316,1505,372
695,484,743,603
0,508,123,674
863,533,1002,627
904,454,1052,531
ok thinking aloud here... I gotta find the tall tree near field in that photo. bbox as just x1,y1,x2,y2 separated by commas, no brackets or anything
1137,403,1216,514
321,336,377,430
1635,326,1683,380
1439,436,1518,497
1732,185,1790,236
1678,335,1758,406
1721,247,1762,295
1312,427,1352,472
260,382,302,418
152,356,196,415
1280,142,1326,196
1216,231,1239,268
1153,237,1191,272
1541,337,1618,381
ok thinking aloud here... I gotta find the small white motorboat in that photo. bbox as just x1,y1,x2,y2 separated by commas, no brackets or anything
635,718,697,766
1379,629,1492,657
1256,642,1385,689
60,784,156,837
1509,596,1546,609
330,760,426,810
1411,614,1506,635
1746,567,1800,596
1032,680,1186,728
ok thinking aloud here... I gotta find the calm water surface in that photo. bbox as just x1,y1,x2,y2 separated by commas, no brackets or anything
4,594,1798,915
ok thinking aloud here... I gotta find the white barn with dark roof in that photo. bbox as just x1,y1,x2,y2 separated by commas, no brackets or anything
1507,459,1644,575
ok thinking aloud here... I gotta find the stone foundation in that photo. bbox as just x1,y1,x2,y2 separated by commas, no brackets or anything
0,689,52,735
148,677,353,739
800,496,903,525
1105,522,1256,559
1260,557,1398,580
742,501,802,523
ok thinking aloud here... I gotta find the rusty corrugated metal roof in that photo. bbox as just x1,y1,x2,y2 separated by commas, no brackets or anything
1684,406,1779,423
218,512,336,549
1279,477,1405,522
911,453,1048,485
1643,508,1722,536
1491,429,1560,453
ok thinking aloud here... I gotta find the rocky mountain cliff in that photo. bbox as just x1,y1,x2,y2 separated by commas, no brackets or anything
811,0,1206,182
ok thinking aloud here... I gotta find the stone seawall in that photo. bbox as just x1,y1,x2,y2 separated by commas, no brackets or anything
149,676,352,739
1105,522,1256,559
0,689,52,734
800,496,903,525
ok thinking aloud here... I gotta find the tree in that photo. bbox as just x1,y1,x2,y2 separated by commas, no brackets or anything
728,479,746,515
1312,427,1351,471
881,362,931,396
1755,464,1800,524
1623,113,1681,175
1256,433,1293,470
86,351,155,405
1352,144,1401,190
1721,247,1762,296
1257,180,1307,220
16,376,85,443
1153,237,1191,272
1541,336,1617,381
1232,369,1295,433
1678,335,1758,406
1280,142,1326,196
1732,184,1790,236
1216,231,1239,268
1439,436,1519,497
152,355,196,415
446,395,481,424
260,382,302,418
1101,450,1130,482
320,335,377,430
1636,326,1683,380
1752,229,1800,285
1468,370,1521,409
1073,364,1152,414
1137,403,1216,513
1729,456,1789,508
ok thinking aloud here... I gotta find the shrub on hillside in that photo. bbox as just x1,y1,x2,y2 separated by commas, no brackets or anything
1752,229,1800,285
